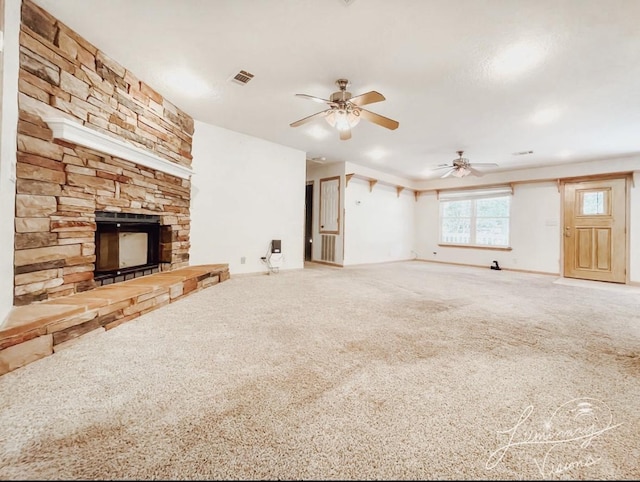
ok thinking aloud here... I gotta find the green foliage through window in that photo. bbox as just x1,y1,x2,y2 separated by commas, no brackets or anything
440,195,510,246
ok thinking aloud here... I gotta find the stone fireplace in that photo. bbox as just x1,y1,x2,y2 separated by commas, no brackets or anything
14,0,195,306
0,0,233,378
0,0,236,375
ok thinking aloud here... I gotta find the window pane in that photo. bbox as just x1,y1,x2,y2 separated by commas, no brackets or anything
476,196,510,217
582,191,605,215
476,218,509,246
441,200,471,217
439,192,511,247
441,218,471,244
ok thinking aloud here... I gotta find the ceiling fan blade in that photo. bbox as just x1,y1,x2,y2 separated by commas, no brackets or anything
468,166,485,177
430,164,453,170
295,93,336,105
289,110,330,128
471,162,499,167
358,108,399,130
441,168,456,179
349,91,385,106
339,128,352,141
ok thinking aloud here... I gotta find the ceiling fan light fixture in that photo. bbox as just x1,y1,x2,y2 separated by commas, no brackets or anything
452,167,471,178
325,109,360,132
435,151,499,179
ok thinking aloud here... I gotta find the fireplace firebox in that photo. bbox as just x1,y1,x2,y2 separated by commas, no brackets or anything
95,211,161,286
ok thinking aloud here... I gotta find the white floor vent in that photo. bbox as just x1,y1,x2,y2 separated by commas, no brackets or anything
321,235,336,262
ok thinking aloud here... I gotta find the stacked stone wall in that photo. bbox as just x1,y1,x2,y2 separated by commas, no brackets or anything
14,1,194,305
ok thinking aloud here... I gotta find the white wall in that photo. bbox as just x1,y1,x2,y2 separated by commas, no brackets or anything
190,120,306,275
415,157,640,280
509,183,561,273
343,173,415,266
0,0,20,323
415,183,561,274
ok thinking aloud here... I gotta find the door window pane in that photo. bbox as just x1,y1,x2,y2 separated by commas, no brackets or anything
582,191,605,215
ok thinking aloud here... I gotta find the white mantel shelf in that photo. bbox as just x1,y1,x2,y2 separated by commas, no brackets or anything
44,117,194,180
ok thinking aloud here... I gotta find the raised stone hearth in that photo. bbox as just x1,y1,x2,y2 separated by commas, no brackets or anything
0,264,230,376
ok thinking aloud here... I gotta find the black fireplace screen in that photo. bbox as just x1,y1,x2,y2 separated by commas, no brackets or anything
94,212,161,285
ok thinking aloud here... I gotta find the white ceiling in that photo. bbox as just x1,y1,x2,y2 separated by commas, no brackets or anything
33,0,640,180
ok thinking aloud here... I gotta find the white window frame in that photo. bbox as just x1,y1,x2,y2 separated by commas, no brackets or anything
438,186,513,250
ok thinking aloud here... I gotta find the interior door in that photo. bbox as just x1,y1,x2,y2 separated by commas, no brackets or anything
319,176,340,234
563,177,627,283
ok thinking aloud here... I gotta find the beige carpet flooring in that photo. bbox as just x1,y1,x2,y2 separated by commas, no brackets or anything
1,261,639,480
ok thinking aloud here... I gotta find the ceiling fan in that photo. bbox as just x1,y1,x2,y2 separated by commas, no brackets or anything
432,151,498,178
290,79,399,140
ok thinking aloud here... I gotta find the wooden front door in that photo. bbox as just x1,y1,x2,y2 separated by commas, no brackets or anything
563,177,627,283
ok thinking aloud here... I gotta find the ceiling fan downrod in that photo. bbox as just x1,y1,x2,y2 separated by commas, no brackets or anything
331,79,352,103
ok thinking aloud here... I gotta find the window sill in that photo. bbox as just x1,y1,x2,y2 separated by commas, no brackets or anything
438,243,513,251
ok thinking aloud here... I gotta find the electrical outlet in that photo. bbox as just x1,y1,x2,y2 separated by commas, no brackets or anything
240,256,246,264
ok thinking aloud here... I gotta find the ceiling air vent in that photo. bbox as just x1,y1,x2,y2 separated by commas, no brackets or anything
512,150,534,156
230,70,255,85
